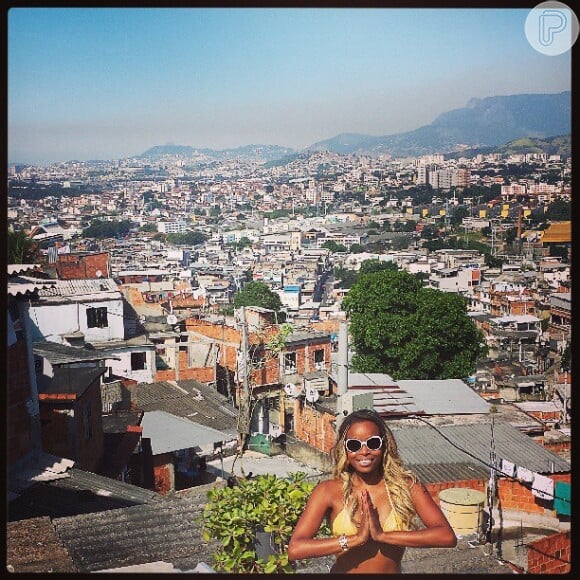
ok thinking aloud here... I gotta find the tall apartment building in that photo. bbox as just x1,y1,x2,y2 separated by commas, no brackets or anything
157,220,188,234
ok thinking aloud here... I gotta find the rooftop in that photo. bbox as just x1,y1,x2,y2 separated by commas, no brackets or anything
40,367,107,397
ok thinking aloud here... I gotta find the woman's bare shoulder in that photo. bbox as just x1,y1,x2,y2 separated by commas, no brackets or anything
309,478,344,509
312,478,343,496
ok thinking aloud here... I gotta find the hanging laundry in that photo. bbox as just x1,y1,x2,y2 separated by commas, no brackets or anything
516,465,534,483
531,473,554,501
500,459,516,477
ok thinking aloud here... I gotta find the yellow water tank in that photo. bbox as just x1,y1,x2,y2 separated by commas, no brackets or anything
438,488,486,536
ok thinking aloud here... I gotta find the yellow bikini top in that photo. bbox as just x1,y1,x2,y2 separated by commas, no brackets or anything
331,481,406,536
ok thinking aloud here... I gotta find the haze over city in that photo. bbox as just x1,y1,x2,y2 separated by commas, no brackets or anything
8,6,572,166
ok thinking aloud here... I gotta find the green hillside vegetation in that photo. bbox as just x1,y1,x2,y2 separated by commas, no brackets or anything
446,134,570,160
496,134,571,156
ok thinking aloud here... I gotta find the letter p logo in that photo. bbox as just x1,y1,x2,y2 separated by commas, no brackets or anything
526,1,579,55
539,9,567,46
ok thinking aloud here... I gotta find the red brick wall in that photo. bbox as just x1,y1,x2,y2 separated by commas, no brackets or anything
152,453,175,495
56,252,110,280
497,474,570,514
532,410,560,421
527,531,571,574
7,340,34,466
154,367,215,382
186,319,332,387
293,401,336,454
541,440,571,455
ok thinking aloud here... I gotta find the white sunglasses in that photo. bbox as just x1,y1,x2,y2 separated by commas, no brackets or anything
344,435,384,453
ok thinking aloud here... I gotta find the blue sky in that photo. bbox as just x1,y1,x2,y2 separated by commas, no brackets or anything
8,7,572,166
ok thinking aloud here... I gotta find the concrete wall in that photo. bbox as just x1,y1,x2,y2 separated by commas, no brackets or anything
28,299,125,344
107,348,156,384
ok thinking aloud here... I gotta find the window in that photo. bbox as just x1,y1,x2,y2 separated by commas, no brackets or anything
86,306,108,328
284,352,297,374
314,349,325,370
131,352,147,371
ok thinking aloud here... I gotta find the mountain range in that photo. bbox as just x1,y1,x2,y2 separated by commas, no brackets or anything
139,91,570,161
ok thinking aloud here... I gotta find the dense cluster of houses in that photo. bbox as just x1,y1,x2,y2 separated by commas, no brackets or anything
6,151,572,573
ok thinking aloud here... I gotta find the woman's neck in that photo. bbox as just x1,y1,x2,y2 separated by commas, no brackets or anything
352,472,383,487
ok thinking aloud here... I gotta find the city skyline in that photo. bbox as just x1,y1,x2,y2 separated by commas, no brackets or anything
8,7,572,166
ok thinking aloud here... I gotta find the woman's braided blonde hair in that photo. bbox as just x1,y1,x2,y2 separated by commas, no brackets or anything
331,409,418,530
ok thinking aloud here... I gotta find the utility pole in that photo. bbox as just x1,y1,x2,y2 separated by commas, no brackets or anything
237,306,251,452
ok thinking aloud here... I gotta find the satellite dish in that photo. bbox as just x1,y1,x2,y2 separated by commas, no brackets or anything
139,315,146,323
284,383,300,398
166,314,178,325
305,387,320,403
95,269,103,278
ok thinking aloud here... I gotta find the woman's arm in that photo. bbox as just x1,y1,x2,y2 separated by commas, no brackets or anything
287,482,370,561
368,483,457,548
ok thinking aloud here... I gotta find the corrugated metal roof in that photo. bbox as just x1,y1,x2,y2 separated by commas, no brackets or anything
8,468,162,523
133,380,238,434
410,461,490,484
7,263,43,275
41,367,107,396
141,410,232,455
396,379,491,415
37,278,121,299
33,341,119,364
347,372,398,387
51,489,220,572
540,221,571,243
390,422,570,475
7,275,57,297
6,516,78,573
8,452,75,495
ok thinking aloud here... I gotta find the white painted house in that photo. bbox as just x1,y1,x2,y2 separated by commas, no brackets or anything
26,278,156,384
28,278,125,344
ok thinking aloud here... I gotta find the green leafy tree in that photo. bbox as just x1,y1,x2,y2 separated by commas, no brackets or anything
83,219,133,239
8,229,39,263
322,240,347,253
166,231,208,245
359,259,398,275
544,200,571,221
343,269,487,379
234,281,282,312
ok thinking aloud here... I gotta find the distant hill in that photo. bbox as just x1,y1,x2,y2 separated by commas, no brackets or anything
445,134,571,160
137,143,296,163
136,91,570,164
308,91,571,157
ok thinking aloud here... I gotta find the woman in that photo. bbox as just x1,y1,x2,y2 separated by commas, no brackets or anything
287,409,457,573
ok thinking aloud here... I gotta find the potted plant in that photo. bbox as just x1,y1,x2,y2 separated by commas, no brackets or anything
202,472,329,573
